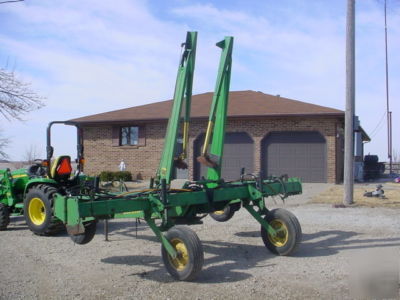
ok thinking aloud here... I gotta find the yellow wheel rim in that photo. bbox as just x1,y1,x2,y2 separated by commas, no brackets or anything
268,219,288,247
213,209,225,215
28,197,46,226
168,238,189,271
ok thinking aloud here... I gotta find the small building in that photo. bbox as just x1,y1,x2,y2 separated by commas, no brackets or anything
69,90,367,183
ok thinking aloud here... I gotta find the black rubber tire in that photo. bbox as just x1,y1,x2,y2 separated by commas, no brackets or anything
70,220,98,245
161,226,204,281
209,205,235,222
261,208,302,256
24,184,63,236
0,203,10,231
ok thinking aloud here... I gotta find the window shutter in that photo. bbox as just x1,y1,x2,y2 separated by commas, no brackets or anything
138,125,146,146
112,126,120,146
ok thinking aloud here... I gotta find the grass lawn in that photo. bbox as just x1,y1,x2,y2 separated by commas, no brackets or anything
311,182,400,208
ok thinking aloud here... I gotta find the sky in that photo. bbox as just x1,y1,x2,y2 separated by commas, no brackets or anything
0,0,399,161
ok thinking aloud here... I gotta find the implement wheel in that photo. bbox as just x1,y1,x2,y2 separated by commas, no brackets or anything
24,185,63,236
161,226,204,281
0,203,10,231
261,208,302,256
70,220,97,245
210,204,235,222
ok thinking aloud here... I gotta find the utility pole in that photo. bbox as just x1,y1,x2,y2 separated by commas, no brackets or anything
384,0,393,175
344,0,355,205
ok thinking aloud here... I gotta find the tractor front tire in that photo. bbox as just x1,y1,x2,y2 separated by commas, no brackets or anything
261,208,302,256
0,203,10,230
69,220,98,245
24,185,63,236
161,226,204,281
209,204,235,222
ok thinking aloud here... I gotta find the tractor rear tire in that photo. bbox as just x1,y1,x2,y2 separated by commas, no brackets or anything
24,185,63,236
0,203,10,231
69,220,98,245
161,226,204,281
261,208,302,256
209,205,235,222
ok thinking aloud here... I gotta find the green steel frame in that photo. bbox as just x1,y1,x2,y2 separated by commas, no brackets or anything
201,37,233,183
54,177,301,257
156,32,197,186
47,32,302,279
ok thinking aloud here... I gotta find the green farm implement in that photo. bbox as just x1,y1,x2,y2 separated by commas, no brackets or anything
0,32,303,281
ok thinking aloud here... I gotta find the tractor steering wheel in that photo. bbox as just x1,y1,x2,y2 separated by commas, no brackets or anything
27,159,47,177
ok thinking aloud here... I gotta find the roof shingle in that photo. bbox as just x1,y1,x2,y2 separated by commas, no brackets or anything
69,90,343,124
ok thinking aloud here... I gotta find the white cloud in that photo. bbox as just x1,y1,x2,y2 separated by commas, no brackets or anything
0,0,399,161
171,1,400,159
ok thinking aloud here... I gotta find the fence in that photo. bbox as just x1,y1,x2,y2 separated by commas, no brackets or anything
384,162,400,174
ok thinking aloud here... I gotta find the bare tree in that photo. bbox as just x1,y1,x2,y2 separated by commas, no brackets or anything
0,129,9,159
24,144,42,164
0,67,44,121
0,67,45,158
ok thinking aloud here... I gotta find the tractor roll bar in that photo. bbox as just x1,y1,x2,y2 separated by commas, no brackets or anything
46,121,84,174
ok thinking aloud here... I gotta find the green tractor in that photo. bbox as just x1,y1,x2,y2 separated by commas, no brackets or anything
0,121,93,237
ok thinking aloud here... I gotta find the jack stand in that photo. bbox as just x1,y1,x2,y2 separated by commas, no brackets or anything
104,219,109,241
135,218,141,238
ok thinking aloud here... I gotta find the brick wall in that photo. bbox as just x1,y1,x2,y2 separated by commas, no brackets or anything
82,116,342,183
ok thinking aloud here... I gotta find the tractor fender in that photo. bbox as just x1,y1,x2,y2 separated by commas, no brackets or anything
23,178,58,197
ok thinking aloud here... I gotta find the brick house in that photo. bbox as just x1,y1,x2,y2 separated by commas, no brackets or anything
69,90,369,183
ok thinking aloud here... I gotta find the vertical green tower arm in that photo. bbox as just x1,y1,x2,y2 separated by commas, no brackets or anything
156,31,197,185
181,35,196,161
204,37,234,181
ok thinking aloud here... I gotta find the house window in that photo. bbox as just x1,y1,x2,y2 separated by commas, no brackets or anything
121,126,139,145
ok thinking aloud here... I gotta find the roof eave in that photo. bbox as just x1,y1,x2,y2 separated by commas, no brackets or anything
69,112,344,125
359,126,371,142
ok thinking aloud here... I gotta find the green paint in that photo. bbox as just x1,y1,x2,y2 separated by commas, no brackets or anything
243,202,277,236
146,217,177,258
156,32,197,185
206,37,234,184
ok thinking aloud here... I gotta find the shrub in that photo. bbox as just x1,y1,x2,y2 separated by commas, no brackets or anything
99,170,132,182
99,171,114,182
113,171,132,181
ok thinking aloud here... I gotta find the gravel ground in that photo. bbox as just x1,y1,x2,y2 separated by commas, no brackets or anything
0,183,399,299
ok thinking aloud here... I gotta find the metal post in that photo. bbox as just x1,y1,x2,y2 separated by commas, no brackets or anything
344,0,355,205
104,219,109,241
389,111,392,174
384,0,392,176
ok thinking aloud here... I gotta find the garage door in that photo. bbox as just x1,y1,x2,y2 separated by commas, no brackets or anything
194,132,254,181
262,131,327,182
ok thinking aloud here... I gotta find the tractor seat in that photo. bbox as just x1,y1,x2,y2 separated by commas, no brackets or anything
50,156,73,181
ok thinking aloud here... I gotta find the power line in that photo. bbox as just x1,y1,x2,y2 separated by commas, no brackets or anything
370,115,387,138
369,111,386,137
0,0,23,4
